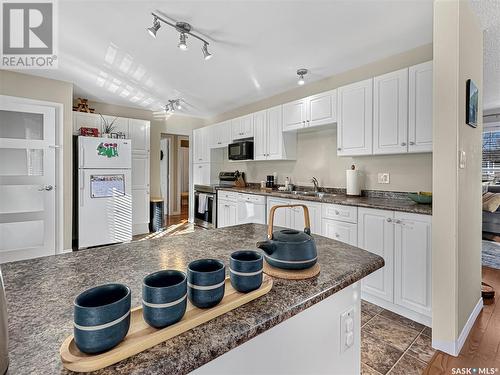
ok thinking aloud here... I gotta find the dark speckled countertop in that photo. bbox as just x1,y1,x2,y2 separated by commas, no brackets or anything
2,224,384,375
218,187,433,215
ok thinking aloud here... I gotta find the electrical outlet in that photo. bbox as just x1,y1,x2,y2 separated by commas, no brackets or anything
340,308,355,352
378,173,390,184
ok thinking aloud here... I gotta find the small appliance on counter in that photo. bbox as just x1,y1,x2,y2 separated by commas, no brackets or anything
73,136,132,249
194,171,245,229
228,140,253,160
0,267,8,375
266,175,275,189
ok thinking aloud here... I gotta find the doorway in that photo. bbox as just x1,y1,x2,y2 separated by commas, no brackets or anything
0,95,63,263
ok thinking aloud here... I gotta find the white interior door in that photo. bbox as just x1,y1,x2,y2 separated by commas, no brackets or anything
0,101,56,263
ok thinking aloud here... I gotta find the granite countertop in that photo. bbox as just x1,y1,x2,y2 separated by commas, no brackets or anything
2,224,383,375
218,187,433,215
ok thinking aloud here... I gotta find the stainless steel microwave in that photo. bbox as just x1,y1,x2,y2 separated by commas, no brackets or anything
228,140,254,160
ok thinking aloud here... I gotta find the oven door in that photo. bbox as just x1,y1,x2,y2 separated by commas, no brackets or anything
194,192,215,229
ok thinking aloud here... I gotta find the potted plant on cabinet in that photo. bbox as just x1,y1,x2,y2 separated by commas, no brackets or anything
99,114,117,138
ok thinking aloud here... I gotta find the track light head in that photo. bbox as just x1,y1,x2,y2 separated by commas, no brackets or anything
176,100,182,110
178,33,188,51
202,43,212,60
297,68,308,86
147,17,161,38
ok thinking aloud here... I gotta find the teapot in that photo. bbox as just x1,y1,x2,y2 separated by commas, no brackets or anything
256,204,317,270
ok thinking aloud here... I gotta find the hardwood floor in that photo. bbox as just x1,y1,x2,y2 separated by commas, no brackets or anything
423,266,500,373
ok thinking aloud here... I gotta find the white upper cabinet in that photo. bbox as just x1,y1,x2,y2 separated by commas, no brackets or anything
231,114,253,140
307,89,337,129
129,119,150,153
254,105,297,161
208,121,231,149
193,127,210,163
337,79,373,156
192,162,211,185
408,61,433,153
373,69,409,155
283,90,337,132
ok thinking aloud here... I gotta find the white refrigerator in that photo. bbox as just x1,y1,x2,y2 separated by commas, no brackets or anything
77,137,132,249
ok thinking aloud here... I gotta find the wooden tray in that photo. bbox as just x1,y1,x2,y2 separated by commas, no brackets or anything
60,276,273,373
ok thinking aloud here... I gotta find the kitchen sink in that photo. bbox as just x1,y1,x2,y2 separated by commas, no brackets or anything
280,191,332,198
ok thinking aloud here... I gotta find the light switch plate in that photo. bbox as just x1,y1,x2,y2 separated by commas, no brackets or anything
459,150,466,169
378,173,390,184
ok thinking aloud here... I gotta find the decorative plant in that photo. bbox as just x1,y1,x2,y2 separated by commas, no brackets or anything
99,114,118,134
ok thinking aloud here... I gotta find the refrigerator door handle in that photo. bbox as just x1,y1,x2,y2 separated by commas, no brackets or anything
79,144,84,168
80,170,84,207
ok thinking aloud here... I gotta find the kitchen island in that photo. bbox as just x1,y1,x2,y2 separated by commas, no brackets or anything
2,224,383,374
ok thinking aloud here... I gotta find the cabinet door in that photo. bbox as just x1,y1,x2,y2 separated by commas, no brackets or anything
266,197,291,228
307,89,337,128
217,200,228,228
337,79,373,156
282,99,306,132
193,163,210,185
408,61,433,153
267,105,284,160
228,202,238,227
132,153,150,234
230,118,242,141
290,200,322,235
129,119,150,152
210,122,230,149
253,110,268,160
239,114,253,139
358,208,394,302
194,128,210,162
73,112,100,135
394,212,432,316
321,219,357,246
373,69,408,155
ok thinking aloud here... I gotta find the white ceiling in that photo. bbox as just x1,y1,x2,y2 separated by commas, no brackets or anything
470,0,500,111
26,0,433,118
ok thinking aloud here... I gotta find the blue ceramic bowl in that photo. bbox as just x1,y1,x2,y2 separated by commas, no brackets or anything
230,250,263,293
142,270,187,328
74,283,131,354
187,259,225,308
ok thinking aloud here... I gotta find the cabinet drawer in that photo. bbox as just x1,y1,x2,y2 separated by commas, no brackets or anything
218,190,238,202
238,193,266,205
322,204,357,223
321,219,357,247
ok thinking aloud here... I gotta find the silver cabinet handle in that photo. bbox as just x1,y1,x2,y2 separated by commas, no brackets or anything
386,217,392,222
334,210,340,215
401,142,407,146
38,185,53,191
337,148,341,151
335,233,340,238
394,219,402,224
409,141,415,145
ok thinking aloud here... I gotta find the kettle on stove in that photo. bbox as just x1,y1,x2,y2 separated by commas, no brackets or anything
0,266,8,374
256,204,318,270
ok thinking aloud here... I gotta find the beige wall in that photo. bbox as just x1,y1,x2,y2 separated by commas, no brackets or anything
209,44,434,192
0,70,73,250
83,101,205,198
432,0,483,353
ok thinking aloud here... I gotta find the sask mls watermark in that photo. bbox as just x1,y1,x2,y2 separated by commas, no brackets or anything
1,0,58,69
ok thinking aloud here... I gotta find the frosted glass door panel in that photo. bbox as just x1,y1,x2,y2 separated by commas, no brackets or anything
0,185,44,213
0,110,43,140
0,149,43,176
0,220,44,251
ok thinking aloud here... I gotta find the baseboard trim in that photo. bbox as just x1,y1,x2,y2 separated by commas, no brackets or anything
133,223,150,236
60,248,73,254
432,297,483,356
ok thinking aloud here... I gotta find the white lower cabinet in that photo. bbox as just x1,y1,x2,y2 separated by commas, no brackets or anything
266,197,292,228
237,194,266,225
266,197,321,234
322,219,357,246
358,207,432,325
217,199,238,228
394,212,432,316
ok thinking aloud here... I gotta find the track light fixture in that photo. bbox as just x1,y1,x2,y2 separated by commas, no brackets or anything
147,12,213,60
297,69,308,86
147,16,161,38
165,99,183,113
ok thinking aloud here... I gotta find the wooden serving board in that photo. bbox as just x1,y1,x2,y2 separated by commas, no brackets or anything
60,276,273,373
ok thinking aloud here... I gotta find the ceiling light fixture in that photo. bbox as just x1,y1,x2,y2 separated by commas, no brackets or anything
165,99,183,113
147,16,161,38
297,69,308,86
147,12,213,60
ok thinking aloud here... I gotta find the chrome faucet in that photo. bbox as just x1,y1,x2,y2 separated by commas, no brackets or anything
311,177,319,192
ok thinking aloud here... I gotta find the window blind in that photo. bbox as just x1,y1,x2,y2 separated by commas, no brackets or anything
483,129,500,169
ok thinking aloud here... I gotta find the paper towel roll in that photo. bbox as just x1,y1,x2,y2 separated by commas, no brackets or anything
346,169,361,196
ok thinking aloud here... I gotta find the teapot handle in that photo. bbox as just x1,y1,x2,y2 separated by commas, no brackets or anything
267,204,311,239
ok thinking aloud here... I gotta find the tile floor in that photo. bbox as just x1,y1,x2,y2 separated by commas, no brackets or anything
361,300,435,374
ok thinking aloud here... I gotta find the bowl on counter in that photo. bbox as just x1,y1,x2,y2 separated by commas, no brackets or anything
73,283,131,354
187,259,226,308
142,270,187,328
230,250,263,293
408,192,432,204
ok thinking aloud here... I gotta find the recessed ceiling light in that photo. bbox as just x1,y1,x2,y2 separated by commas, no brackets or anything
297,68,308,86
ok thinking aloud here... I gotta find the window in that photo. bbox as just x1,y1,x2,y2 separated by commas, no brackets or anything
483,126,500,170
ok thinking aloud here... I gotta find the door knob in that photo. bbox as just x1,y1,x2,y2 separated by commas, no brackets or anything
38,185,53,191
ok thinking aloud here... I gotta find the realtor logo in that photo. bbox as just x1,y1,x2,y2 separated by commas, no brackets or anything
1,1,58,68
